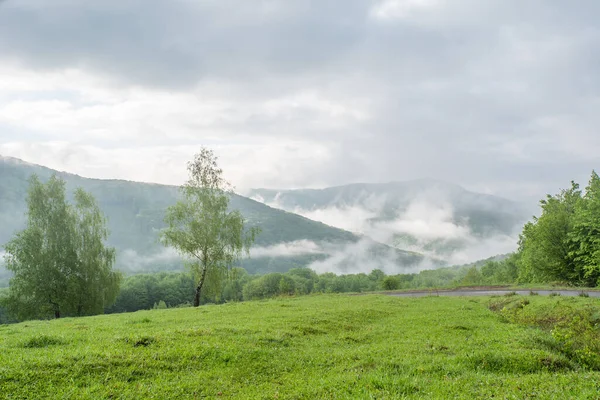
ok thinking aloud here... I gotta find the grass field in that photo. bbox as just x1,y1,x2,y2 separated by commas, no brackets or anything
1,294,600,399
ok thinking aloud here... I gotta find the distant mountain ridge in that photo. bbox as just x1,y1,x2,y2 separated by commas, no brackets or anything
0,156,427,284
248,180,528,261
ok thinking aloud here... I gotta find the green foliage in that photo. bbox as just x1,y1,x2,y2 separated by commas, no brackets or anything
161,149,259,306
278,276,295,295
107,272,195,313
21,334,65,349
79,257,521,318
6,255,527,323
2,157,408,276
551,314,600,369
569,171,600,286
0,288,15,324
381,276,400,290
460,266,484,286
3,295,600,398
3,174,121,320
369,269,385,282
153,300,168,310
489,296,600,370
99,257,511,313
514,171,600,287
242,273,285,300
480,254,519,284
517,181,581,284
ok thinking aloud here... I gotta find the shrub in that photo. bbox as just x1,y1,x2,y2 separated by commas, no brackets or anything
382,276,400,291
551,313,600,369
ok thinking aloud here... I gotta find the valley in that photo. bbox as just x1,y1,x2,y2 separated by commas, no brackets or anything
0,156,527,281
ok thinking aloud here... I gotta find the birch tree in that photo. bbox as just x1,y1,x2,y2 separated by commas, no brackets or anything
3,174,121,320
161,148,258,306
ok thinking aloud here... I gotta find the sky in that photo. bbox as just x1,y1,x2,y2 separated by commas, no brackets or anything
0,0,599,203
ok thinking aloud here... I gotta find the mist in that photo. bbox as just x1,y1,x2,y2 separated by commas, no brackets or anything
308,238,432,275
0,252,10,286
252,189,522,267
250,240,325,258
117,248,183,272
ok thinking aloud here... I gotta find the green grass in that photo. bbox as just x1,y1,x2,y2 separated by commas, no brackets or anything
1,294,600,399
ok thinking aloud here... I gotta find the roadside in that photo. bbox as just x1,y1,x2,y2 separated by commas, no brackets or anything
385,288,600,298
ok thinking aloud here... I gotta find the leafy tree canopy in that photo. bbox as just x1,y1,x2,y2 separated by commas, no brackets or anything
516,171,600,287
161,148,259,306
2,174,121,319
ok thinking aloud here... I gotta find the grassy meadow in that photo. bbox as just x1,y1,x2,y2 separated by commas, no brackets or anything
1,294,600,399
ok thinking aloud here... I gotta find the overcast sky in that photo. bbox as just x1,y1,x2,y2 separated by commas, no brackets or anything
0,0,598,203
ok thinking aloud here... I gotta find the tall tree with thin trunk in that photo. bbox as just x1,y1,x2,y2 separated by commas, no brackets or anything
161,148,259,306
2,174,121,320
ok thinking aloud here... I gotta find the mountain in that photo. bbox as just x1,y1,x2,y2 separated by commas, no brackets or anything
248,179,529,262
0,156,427,284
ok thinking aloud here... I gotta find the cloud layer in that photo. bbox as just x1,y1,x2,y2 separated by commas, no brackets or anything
253,188,522,265
0,0,599,200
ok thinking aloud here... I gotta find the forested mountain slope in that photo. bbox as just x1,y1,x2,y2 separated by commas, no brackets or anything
249,180,528,261
0,156,426,281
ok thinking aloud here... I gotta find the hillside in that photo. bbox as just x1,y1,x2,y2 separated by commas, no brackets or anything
248,180,529,262
1,294,600,398
0,156,426,280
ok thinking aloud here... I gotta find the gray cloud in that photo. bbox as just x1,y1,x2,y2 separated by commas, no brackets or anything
119,248,181,272
0,0,599,202
0,0,369,89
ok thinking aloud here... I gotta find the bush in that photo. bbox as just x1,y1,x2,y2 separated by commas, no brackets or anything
551,313,600,369
488,297,600,370
278,276,296,296
460,266,484,286
382,276,400,291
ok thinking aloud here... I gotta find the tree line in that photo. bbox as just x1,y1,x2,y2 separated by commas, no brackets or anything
1,252,514,321
2,157,599,322
104,168,600,297
514,171,600,286
105,256,513,313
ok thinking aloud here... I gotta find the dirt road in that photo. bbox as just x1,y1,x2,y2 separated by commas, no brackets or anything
386,289,600,298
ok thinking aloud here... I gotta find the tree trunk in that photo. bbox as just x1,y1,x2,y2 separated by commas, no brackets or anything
193,265,208,307
49,298,61,319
